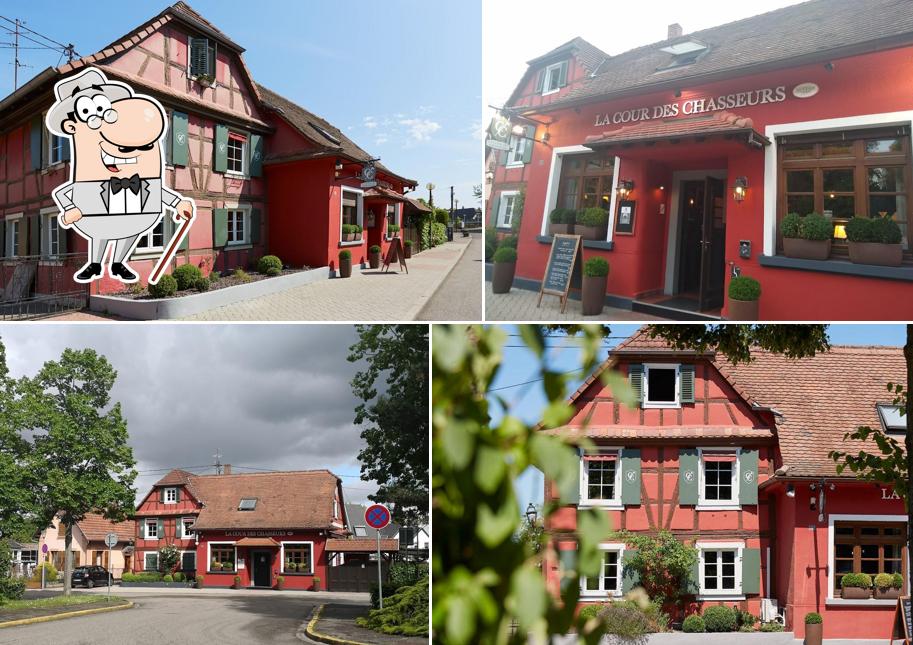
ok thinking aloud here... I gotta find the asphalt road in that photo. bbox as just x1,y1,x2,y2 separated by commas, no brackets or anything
0,593,362,645
416,232,482,321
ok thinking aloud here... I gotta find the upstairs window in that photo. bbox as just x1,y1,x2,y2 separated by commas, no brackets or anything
226,132,247,175
189,36,216,78
163,488,178,504
181,517,195,539
354,525,367,537
144,519,158,540
580,451,621,505
540,61,568,96
507,136,527,166
644,364,678,408
495,191,518,229
699,450,739,506
134,221,165,254
48,133,67,165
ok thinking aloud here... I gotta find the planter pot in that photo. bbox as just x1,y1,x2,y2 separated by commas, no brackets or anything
728,297,759,321
491,260,516,294
339,256,352,278
574,224,607,241
342,233,354,242
841,587,871,599
875,587,900,600
404,245,412,259
848,241,903,267
581,274,608,315
369,252,381,269
549,223,573,236
783,237,831,261
804,622,823,645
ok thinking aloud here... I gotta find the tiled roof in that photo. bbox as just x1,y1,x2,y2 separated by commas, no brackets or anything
584,112,769,148
326,538,399,553
544,426,774,441
527,37,610,72
76,513,134,542
515,0,913,111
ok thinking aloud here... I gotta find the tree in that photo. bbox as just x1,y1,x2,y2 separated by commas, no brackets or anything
21,348,137,596
348,325,428,527
647,324,830,364
0,341,38,542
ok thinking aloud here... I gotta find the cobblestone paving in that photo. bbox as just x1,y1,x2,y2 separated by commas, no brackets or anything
485,282,664,321
180,239,471,321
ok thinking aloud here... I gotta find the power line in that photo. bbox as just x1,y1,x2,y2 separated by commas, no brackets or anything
490,367,588,392
0,15,77,90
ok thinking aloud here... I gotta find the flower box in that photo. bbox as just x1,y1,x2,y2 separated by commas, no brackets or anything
783,238,831,261
841,587,871,599
848,241,903,267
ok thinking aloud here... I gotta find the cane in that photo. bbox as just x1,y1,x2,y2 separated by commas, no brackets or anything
149,210,194,285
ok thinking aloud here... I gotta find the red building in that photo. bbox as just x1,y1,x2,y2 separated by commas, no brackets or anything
543,328,908,639
487,0,913,320
0,1,414,300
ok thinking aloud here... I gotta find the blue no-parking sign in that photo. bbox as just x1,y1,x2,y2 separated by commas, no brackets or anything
364,504,391,530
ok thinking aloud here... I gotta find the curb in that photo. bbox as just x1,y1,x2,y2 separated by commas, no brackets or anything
0,600,134,628
408,236,474,320
304,604,370,645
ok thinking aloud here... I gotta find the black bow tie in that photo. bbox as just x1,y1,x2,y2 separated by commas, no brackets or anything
109,174,141,195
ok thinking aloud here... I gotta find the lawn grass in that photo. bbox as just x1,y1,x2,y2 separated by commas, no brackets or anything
0,594,125,612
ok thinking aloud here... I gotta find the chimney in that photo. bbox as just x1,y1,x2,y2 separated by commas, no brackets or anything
668,23,683,39
223,464,231,475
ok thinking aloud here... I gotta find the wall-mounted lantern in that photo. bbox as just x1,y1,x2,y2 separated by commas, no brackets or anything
733,176,748,202
616,179,635,199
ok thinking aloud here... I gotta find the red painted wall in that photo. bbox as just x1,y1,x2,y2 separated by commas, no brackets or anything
265,157,333,269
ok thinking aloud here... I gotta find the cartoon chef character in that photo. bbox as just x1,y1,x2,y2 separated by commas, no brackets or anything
47,68,194,284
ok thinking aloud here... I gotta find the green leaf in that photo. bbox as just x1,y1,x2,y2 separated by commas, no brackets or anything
434,325,467,372
601,370,638,409
445,594,475,645
476,500,518,548
542,401,573,428
518,325,545,357
510,565,548,630
474,445,506,494
442,420,476,469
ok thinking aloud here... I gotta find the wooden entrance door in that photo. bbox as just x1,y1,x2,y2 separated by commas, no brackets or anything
251,550,271,587
698,177,727,311
677,180,705,295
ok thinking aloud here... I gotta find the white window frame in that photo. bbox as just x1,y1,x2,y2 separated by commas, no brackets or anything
40,206,62,262
826,514,910,601
144,518,159,540
179,550,196,571
696,540,744,600
143,551,159,572
206,541,237,573
133,219,165,256
496,190,518,229
697,447,741,510
580,542,625,598
385,203,399,240
506,136,527,167
579,447,623,509
180,517,195,539
280,541,315,574
643,363,681,409
340,187,365,246
163,487,178,504
225,132,247,177
6,213,23,259
226,204,251,246
333,499,339,519
542,62,563,96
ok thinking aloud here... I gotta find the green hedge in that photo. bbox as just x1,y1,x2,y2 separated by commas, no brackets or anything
682,614,705,633
358,578,428,636
172,263,202,290
122,572,164,583
840,572,872,589
431,222,447,246
0,577,25,601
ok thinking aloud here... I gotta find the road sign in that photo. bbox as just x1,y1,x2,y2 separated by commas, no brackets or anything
41,543,48,554
105,533,118,548
364,504,391,530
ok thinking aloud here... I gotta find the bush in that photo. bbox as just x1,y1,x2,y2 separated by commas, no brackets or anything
148,274,178,298
736,609,757,629
232,268,252,283
893,572,904,589
584,257,609,277
840,572,872,589
172,263,203,290
798,212,832,241
339,249,351,260
498,235,519,249
388,561,427,590
370,245,382,254
780,212,801,238
209,270,221,282
122,572,134,582
485,233,496,260
682,614,705,633
388,224,400,233
358,578,428,636
805,612,822,624
405,240,413,247
125,572,163,583
728,275,761,301
703,605,737,632
577,207,609,227
174,572,184,582
598,605,650,643
257,255,283,276
342,224,360,235
578,604,603,622
193,277,210,292
31,562,57,582
549,208,575,224
0,577,25,601
370,583,402,610
875,572,895,590
163,574,174,583
759,621,784,632
492,247,517,263
434,209,450,225
431,222,447,246
846,215,902,244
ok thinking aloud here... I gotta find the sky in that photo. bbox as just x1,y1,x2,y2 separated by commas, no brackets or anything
0,323,397,507
487,324,910,516
484,0,803,110
0,0,482,209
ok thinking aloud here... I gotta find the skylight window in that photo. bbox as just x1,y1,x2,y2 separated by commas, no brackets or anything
308,121,341,146
238,498,257,511
354,526,368,537
657,39,708,70
877,404,906,433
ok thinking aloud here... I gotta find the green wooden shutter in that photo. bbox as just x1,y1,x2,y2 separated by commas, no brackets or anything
679,448,699,505
189,37,209,77
30,116,43,170
214,124,228,173
522,125,535,163
250,208,261,244
174,488,180,503
742,548,761,594
177,216,190,251
159,488,165,503
157,518,164,539
1,219,6,259
28,215,40,256
489,195,500,228
171,112,188,167
558,548,576,592
213,208,228,247
680,364,695,404
620,448,641,505
738,449,759,505
560,447,581,504
621,548,640,593
685,553,700,594
249,133,263,177
558,60,569,87
534,69,545,93
629,364,644,404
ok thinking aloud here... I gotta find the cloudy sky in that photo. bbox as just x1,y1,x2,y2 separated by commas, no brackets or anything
0,324,395,506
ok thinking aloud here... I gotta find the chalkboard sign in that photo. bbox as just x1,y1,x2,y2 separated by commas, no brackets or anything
538,234,581,313
892,596,912,644
382,237,408,274
615,200,636,235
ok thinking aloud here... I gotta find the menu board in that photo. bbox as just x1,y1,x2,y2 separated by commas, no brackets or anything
538,234,581,313
892,596,912,644
383,237,408,274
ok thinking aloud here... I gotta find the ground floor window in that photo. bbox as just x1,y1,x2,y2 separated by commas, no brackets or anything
341,189,364,241
144,552,159,572
697,542,742,596
385,203,398,238
227,209,248,246
496,191,518,229
833,521,906,594
41,210,64,258
557,153,615,211
134,220,164,254
581,546,622,597
283,543,313,574
5,217,21,258
210,545,236,572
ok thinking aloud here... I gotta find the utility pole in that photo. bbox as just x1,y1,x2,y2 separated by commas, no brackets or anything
450,186,454,223
12,17,20,90
213,449,223,475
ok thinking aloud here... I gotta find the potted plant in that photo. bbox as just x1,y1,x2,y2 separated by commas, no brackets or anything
369,244,382,269
846,214,903,266
574,207,608,241
285,560,294,573
211,560,221,572
548,208,575,236
404,239,413,259
582,257,609,315
338,249,352,278
313,576,321,591
840,572,872,599
196,575,205,589
232,575,242,589
341,224,355,242
195,73,215,88
874,572,902,599
276,576,285,591
491,246,517,294
387,223,400,238
781,212,832,260
727,275,761,320
804,612,823,645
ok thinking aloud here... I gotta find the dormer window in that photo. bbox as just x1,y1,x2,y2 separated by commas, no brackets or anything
189,36,216,79
238,498,257,511
163,488,178,504
644,364,679,408
658,39,708,70
536,60,568,96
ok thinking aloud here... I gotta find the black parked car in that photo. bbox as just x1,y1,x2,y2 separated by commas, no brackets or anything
71,565,111,588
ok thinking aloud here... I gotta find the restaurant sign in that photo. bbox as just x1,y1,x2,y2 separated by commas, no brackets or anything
486,115,512,151
225,530,295,537
594,85,788,127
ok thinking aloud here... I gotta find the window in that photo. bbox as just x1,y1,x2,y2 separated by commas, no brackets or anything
134,220,165,254
41,209,63,259
181,517,195,539
507,136,527,166
227,209,248,245
644,364,679,408
556,153,615,212
542,62,564,95
282,543,313,574
877,404,906,433
48,133,66,165
385,203,398,238
701,548,740,595
21,550,37,564
144,552,159,572
188,36,216,78
238,498,257,511
210,545,236,572
833,521,907,594
699,449,739,507
333,499,338,519
341,188,364,241
580,451,621,506
581,546,623,597
164,488,178,504
181,551,196,571
226,132,247,175
6,217,21,258
777,127,911,256
354,525,368,537
658,41,709,70
496,191,518,229
145,519,158,540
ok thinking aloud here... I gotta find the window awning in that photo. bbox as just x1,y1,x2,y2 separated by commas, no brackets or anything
584,453,618,462
234,537,279,547
702,453,737,463
228,131,247,143
364,186,409,203
584,111,770,151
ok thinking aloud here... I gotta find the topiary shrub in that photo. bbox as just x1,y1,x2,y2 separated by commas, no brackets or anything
339,249,351,260
172,263,203,290
549,208,575,224
871,215,903,244
193,277,210,292
174,572,184,582
148,274,178,298
875,572,894,590
257,255,283,276
498,235,519,249
759,621,783,632
682,614,705,633
780,212,801,238
840,572,872,589
388,224,400,234
798,212,833,241
485,230,497,261
577,207,609,227
370,245,382,254
703,605,737,632
0,577,25,601
163,574,174,583
893,572,904,589
805,612,822,624
492,247,517,263
405,240,413,247
728,275,761,301
584,257,609,277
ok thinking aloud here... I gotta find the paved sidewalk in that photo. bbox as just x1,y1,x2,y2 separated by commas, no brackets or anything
417,232,482,320
485,282,664,321
181,239,472,321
